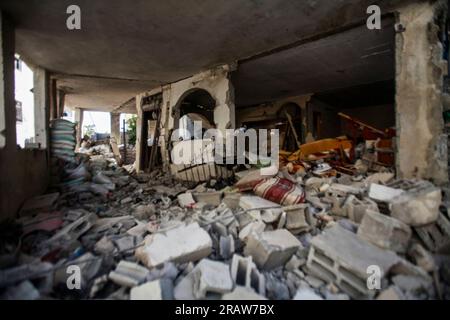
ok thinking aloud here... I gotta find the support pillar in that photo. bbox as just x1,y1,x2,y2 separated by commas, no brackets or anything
395,0,449,185
33,66,49,149
110,112,122,161
74,107,83,149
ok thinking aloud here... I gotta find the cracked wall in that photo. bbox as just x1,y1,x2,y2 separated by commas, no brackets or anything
396,0,449,185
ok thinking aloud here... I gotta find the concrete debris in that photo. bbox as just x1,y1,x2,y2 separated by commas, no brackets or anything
109,260,150,287
222,286,267,300
357,211,412,253
3,141,449,300
244,229,301,270
231,254,265,295
130,279,173,300
135,223,212,268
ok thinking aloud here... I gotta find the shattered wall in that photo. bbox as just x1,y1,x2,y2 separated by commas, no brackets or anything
135,66,236,172
395,0,449,185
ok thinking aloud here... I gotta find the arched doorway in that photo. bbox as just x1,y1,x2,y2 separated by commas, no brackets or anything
173,89,216,140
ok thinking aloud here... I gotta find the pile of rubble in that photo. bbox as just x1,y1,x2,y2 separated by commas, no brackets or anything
1,144,450,300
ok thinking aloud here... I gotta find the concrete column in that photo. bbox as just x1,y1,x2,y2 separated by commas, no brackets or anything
57,90,65,118
110,112,121,160
33,66,49,149
135,94,144,172
0,11,16,149
395,1,449,185
50,78,57,120
74,108,83,149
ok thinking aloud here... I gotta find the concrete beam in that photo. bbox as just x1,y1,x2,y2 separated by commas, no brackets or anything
395,0,449,185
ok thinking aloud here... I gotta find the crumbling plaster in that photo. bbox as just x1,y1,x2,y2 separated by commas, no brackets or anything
395,0,449,185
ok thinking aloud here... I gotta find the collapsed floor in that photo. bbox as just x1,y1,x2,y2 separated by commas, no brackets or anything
1,135,450,300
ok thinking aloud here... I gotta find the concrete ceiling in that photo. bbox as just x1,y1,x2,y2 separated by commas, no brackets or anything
232,18,396,106
0,0,406,111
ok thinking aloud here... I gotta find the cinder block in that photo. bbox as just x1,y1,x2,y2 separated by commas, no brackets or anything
306,225,400,299
244,229,301,270
357,211,412,253
414,212,450,252
135,223,212,268
283,204,311,234
192,259,233,299
230,254,265,295
222,286,267,300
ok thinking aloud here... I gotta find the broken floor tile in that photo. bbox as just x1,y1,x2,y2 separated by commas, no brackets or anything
135,223,212,268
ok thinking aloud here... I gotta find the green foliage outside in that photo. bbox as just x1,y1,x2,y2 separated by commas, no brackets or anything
127,115,137,146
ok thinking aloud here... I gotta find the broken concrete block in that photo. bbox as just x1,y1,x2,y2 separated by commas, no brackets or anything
177,193,196,208
230,254,265,295
193,259,233,299
414,212,450,252
244,229,301,270
376,286,405,300
369,183,404,202
222,286,267,300
193,192,223,206
306,225,401,299
219,235,235,260
130,279,173,300
283,204,311,234
238,220,266,242
408,243,435,272
390,186,441,227
109,260,150,287
135,223,212,268
239,196,282,220
114,235,140,253
222,193,242,210
391,274,434,299
357,211,412,253
293,287,323,300
343,195,379,223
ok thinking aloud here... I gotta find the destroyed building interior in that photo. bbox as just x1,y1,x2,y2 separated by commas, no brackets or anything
0,0,450,301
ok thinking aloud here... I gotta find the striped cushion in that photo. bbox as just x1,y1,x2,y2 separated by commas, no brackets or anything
253,177,305,206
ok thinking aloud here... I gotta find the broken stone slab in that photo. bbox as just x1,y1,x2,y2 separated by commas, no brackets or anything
108,260,150,287
328,184,364,197
192,259,233,299
114,235,141,253
230,254,265,296
126,221,148,238
193,192,223,207
135,223,212,268
408,243,436,272
306,225,401,299
244,229,301,270
130,279,173,300
177,193,196,208
239,196,282,220
390,186,441,227
391,274,435,299
369,183,405,202
283,204,311,234
222,193,242,210
357,211,412,253
222,286,267,300
238,220,266,242
91,215,135,233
